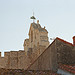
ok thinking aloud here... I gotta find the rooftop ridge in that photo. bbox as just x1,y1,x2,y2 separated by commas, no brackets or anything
56,37,74,46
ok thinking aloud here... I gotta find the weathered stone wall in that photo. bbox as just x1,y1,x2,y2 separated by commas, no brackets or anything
0,38,75,71
4,52,10,69
56,39,74,64
0,52,10,68
24,39,29,53
24,22,49,54
18,50,26,69
9,51,18,69
39,32,49,47
27,40,58,72
0,57,8,68
71,47,75,64
0,50,32,69
26,45,47,66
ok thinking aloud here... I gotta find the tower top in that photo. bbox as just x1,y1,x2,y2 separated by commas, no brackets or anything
30,12,36,23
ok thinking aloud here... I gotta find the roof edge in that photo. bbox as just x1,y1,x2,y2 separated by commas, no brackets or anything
56,37,74,46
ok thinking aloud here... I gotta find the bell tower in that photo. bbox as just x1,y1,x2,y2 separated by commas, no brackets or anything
24,14,49,55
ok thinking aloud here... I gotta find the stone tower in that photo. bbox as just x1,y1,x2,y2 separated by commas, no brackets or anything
23,20,49,55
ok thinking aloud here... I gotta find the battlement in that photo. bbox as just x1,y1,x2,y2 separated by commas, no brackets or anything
4,52,10,57
18,50,25,57
0,50,25,58
10,51,18,57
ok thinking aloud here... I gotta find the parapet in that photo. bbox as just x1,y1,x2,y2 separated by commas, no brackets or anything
18,50,25,57
4,52,10,57
10,51,18,57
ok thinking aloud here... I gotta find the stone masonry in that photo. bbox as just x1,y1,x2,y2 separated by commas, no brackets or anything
0,20,49,69
0,19,75,73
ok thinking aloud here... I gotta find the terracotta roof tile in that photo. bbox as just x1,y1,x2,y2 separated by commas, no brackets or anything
59,63,75,74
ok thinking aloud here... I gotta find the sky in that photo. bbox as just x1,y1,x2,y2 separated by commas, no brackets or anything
0,0,75,56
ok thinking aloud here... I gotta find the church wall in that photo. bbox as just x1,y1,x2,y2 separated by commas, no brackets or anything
29,26,34,48
0,50,31,69
33,29,40,48
27,40,58,72
38,46,46,55
9,51,18,69
71,47,75,64
4,52,10,57
35,35,39,47
4,52,10,69
56,39,74,64
33,30,39,47
25,22,49,55
18,50,26,69
24,39,29,53
0,52,10,69
0,57,8,68
39,32,49,47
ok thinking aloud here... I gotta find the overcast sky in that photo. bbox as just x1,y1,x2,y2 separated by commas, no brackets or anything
0,0,75,56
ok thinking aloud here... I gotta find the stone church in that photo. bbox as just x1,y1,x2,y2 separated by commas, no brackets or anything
0,17,75,73
0,19,49,70
23,20,49,55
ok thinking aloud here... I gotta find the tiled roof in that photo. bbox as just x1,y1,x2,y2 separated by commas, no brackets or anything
59,63,75,74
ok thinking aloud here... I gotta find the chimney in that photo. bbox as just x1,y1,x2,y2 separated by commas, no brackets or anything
37,20,39,24
73,36,75,45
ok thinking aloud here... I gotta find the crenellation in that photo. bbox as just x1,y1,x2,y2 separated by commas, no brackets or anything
10,51,18,57
4,52,10,58
18,50,25,57
18,50,26,69
9,51,18,69
0,57,8,68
